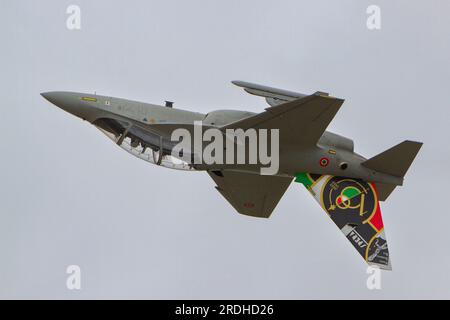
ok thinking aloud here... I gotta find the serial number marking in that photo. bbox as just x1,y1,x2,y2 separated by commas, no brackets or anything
219,304,274,315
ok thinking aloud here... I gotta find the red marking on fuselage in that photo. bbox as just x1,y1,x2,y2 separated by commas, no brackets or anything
319,157,329,167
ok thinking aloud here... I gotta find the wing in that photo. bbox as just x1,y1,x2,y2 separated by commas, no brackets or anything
222,93,345,149
232,80,308,106
208,170,292,218
295,173,391,270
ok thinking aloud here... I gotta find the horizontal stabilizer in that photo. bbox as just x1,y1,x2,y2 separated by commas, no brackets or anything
362,140,423,178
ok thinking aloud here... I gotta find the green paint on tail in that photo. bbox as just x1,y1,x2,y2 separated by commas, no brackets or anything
342,186,361,200
294,173,313,188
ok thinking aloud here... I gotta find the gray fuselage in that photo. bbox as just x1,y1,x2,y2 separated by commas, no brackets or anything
41,91,402,185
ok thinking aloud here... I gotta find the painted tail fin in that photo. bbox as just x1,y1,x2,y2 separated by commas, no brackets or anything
295,173,391,270
294,142,421,269
362,140,423,201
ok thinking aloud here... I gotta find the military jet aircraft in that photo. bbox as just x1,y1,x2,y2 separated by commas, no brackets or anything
41,81,422,270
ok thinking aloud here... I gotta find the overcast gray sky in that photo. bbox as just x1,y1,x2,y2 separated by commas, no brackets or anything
1,0,449,299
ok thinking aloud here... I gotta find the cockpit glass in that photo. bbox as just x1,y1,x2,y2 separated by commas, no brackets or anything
96,126,195,171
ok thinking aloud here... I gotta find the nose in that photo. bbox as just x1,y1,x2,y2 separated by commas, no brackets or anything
41,91,69,107
41,91,97,121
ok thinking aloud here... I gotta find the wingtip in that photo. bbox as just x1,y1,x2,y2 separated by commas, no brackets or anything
404,140,424,147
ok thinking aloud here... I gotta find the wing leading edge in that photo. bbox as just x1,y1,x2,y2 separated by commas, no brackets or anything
222,93,344,149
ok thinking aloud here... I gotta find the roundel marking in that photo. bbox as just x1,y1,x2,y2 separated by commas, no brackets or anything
319,157,329,167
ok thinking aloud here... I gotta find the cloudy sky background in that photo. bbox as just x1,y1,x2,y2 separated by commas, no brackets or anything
1,0,449,298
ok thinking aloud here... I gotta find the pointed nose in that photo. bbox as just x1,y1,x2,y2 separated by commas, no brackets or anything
40,92,50,99
40,91,56,103
40,91,72,108
41,91,98,122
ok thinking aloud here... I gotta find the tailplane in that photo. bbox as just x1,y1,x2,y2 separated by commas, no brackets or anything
362,140,423,178
362,140,422,201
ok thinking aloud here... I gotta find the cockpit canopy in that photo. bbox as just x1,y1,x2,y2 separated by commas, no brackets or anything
94,118,195,171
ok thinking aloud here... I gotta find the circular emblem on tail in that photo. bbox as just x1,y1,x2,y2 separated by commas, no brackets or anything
322,177,377,223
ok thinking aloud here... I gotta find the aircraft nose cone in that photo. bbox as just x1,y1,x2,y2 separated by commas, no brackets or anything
41,91,97,122
40,91,68,107
41,91,80,116
40,91,55,103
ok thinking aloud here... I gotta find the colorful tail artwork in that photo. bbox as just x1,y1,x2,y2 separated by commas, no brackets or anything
295,173,391,270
